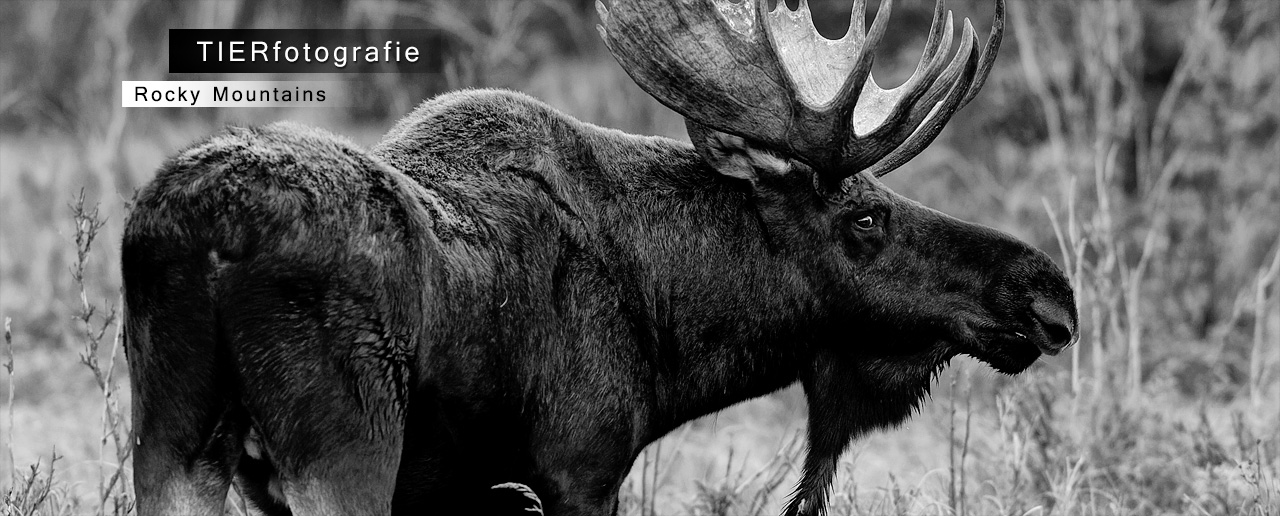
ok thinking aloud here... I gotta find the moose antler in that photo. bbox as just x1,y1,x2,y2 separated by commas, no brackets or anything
597,0,1003,179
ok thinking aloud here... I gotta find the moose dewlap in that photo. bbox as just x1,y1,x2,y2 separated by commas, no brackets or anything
122,0,1076,515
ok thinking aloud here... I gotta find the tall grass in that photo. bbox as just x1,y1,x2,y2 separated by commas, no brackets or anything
2,0,1277,515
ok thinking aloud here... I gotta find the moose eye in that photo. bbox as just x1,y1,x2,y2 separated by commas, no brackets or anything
854,215,876,230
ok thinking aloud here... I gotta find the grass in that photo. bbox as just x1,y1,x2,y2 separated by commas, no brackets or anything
3,0,1279,515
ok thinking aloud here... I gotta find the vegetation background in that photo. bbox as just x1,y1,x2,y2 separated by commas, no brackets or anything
1,0,1277,514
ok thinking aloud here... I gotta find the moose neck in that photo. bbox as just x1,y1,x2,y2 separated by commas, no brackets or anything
582,130,828,438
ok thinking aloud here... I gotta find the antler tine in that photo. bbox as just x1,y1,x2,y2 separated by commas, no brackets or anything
916,0,952,84
855,0,896,104
848,5,953,139
844,8,963,169
849,0,867,41
863,0,1004,177
960,0,1004,107
842,0,1005,177
819,0,890,119
866,20,981,177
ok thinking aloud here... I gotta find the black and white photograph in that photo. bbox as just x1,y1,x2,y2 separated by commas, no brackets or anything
1,1,1277,515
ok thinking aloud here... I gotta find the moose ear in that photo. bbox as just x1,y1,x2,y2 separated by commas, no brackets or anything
687,121,790,183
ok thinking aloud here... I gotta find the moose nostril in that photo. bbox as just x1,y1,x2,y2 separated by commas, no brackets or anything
1042,320,1073,348
1031,297,1076,349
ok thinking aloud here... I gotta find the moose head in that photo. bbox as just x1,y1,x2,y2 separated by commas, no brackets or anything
598,0,1076,512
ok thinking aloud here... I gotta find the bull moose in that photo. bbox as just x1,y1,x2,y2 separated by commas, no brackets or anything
122,0,1077,514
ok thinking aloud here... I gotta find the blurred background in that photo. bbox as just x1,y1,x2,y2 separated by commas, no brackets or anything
1,0,1277,514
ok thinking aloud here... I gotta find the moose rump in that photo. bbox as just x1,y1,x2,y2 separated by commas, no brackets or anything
122,122,432,516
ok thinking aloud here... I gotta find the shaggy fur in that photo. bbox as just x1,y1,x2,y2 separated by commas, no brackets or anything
123,89,1076,516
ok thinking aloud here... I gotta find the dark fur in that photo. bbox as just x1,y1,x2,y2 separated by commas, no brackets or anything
124,89,1075,516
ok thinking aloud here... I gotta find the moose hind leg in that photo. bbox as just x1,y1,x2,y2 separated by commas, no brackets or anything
217,267,410,516
125,258,241,516
131,393,241,516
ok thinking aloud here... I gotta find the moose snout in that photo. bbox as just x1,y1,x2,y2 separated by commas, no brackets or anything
1030,296,1077,354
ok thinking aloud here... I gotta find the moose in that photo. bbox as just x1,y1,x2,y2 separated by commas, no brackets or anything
122,0,1076,514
